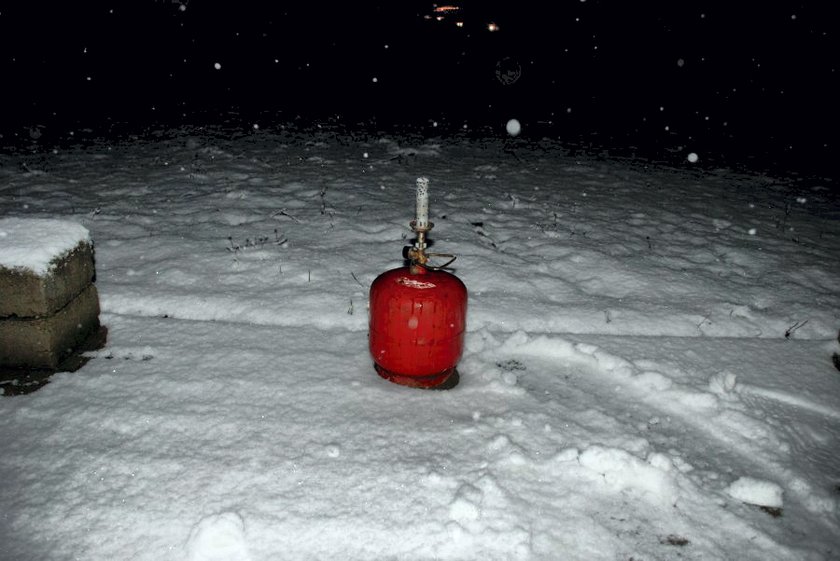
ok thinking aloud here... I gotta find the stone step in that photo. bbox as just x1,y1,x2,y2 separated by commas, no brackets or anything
0,283,101,369
1,222,95,318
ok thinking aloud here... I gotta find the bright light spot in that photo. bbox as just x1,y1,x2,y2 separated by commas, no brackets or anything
687,152,699,163
179,4,186,11
487,22,499,32
506,118,521,137
677,58,685,67
372,77,378,83
253,124,259,130
456,21,464,27
791,14,797,20
86,76,91,81
796,197,807,204
384,44,389,49
214,62,221,70
363,152,369,158
748,228,757,235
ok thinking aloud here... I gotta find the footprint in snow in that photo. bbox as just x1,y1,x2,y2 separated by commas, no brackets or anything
186,511,251,561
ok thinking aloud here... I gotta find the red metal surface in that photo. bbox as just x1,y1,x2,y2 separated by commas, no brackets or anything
369,265,467,388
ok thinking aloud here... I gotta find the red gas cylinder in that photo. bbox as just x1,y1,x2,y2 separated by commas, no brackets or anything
369,264,467,388
369,177,467,389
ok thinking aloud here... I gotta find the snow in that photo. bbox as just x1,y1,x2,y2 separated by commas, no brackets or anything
186,511,251,561
726,477,785,508
0,217,91,274
0,126,839,560
506,119,522,137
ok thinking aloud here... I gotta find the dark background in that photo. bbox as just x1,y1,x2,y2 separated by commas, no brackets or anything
1,1,835,176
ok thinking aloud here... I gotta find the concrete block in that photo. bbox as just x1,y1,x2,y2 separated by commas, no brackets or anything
0,284,101,369
0,241,95,318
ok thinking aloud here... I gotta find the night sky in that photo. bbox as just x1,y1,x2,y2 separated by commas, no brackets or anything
1,2,836,176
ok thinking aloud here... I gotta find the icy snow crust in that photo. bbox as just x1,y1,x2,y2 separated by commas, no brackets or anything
0,217,90,274
0,128,838,560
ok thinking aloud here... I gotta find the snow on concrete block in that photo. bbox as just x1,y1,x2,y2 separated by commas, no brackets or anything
0,218,95,318
0,284,101,369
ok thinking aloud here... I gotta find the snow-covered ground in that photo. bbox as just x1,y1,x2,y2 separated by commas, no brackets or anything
1,126,839,561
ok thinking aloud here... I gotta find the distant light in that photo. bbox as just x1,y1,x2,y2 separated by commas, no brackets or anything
434,5,460,13
687,152,698,163
436,16,444,21
487,22,500,32
214,62,222,70
456,21,464,27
